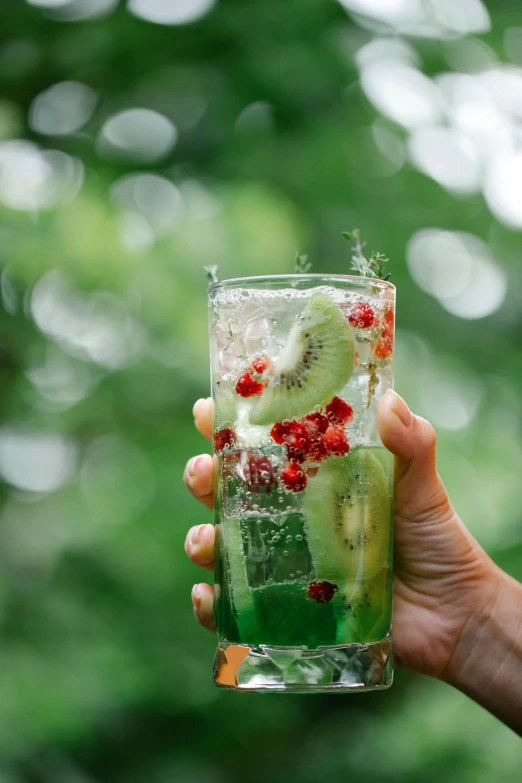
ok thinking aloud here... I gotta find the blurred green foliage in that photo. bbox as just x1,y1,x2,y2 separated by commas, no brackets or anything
0,1,521,781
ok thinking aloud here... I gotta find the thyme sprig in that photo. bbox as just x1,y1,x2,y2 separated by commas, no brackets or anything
204,265,219,284
223,321,248,362
343,229,391,281
294,252,312,274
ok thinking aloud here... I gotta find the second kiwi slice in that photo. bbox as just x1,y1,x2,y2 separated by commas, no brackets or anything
304,448,391,585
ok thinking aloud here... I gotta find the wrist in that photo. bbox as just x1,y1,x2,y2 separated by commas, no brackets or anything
441,556,502,687
442,559,522,734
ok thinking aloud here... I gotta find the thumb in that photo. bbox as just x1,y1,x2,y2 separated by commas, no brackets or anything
377,389,452,525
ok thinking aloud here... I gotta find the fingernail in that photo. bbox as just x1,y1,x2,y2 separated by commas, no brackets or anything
192,398,205,418
186,456,204,488
387,389,413,428
191,524,206,547
192,584,201,611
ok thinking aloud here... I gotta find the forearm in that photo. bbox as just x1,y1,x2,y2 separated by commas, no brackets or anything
443,564,522,736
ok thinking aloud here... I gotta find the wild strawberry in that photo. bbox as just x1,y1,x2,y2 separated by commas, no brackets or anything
244,453,275,493
270,421,286,445
251,355,273,374
236,371,264,397
307,439,328,463
323,425,350,456
283,424,309,463
307,580,338,604
374,310,394,360
374,336,393,360
325,397,353,426
348,302,375,329
214,427,237,452
270,420,308,462
280,462,307,492
303,412,329,436
383,310,394,330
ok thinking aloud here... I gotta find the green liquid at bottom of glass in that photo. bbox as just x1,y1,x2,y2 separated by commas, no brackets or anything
216,579,391,649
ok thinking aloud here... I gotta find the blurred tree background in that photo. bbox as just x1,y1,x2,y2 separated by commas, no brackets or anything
0,0,521,780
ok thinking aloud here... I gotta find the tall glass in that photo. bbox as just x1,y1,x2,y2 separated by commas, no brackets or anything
208,275,395,692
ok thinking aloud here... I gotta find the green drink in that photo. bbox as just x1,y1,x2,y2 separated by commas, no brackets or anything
209,276,395,692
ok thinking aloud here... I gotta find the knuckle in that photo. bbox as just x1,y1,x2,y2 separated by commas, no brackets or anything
416,416,437,451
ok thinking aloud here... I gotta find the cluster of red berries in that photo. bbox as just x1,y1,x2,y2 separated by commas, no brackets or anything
213,395,353,495
235,355,273,398
374,310,394,360
346,301,394,361
270,396,353,492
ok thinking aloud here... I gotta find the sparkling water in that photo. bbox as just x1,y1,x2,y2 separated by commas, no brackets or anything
209,278,395,691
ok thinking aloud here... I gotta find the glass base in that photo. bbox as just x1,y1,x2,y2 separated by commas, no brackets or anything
214,638,393,693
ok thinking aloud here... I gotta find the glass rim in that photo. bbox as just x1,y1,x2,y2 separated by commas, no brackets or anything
208,273,395,294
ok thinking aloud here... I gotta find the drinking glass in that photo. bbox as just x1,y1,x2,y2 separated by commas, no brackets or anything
208,274,395,692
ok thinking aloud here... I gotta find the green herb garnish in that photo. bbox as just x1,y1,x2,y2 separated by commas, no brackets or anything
294,252,312,274
343,229,391,281
204,265,219,284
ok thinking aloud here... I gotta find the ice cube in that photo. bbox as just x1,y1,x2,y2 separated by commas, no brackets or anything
243,316,278,361
213,321,246,379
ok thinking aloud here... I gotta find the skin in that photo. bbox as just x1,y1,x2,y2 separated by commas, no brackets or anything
184,390,522,734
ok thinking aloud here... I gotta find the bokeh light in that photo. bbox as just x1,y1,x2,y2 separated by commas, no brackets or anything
339,0,490,38
29,81,97,136
127,0,216,26
98,108,177,163
407,230,507,319
0,141,84,210
31,271,145,369
0,429,77,494
110,173,184,244
408,127,480,194
485,152,522,228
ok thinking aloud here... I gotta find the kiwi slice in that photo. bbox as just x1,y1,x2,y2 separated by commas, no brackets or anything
304,448,391,585
335,568,392,644
221,516,259,642
249,291,355,426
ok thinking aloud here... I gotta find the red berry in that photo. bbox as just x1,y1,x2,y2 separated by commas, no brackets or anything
383,310,394,330
270,421,286,444
374,309,394,360
284,424,309,463
244,453,275,492
307,580,338,604
214,427,237,452
348,302,375,329
323,425,350,456
307,439,328,463
270,420,309,462
303,412,329,436
325,397,353,426
280,462,307,492
374,336,393,360
236,371,264,397
251,355,273,374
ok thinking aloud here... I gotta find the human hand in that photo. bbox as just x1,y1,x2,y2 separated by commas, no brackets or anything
183,390,496,680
